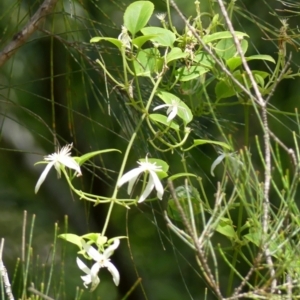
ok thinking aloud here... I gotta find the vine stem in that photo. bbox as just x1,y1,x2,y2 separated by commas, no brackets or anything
101,76,163,236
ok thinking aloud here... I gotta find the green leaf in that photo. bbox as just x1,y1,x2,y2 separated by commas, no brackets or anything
133,48,163,77
74,149,121,166
132,35,158,48
215,71,249,100
215,38,248,60
58,233,82,248
167,185,201,222
227,54,275,71
156,91,193,125
141,27,176,47
166,47,188,63
124,1,154,36
216,218,237,239
202,31,249,44
149,113,180,131
193,52,215,68
81,233,107,246
183,139,232,151
90,37,123,49
176,65,209,82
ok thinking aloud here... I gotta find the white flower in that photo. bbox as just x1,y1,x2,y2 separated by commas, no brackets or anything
76,257,100,292
77,239,120,291
153,99,188,122
210,152,243,177
35,143,81,193
118,158,164,203
118,25,131,49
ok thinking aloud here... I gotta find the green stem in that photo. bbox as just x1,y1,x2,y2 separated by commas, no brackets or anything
101,76,163,236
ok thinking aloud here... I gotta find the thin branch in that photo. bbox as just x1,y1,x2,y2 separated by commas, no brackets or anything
215,0,275,292
0,0,59,68
0,239,15,300
167,180,224,300
28,287,55,300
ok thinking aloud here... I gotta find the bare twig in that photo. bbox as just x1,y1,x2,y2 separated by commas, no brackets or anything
28,286,55,300
167,180,224,300
0,0,59,68
0,239,15,300
215,0,275,292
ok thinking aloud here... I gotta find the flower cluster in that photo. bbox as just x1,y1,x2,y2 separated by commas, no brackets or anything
35,144,81,194
118,158,164,203
77,239,120,291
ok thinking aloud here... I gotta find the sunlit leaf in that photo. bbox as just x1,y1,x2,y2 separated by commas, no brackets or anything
202,31,249,44
133,48,163,76
124,1,154,36
166,47,188,63
90,37,123,49
141,27,176,47
58,233,82,248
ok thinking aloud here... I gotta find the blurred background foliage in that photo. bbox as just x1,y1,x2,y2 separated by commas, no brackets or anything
0,0,300,299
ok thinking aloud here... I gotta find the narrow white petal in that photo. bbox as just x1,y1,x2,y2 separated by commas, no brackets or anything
82,242,102,261
81,274,92,287
106,261,120,286
35,161,55,194
90,262,101,276
59,156,82,175
150,170,164,200
153,104,168,111
167,106,178,122
210,153,226,177
138,174,154,203
118,167,143,190
76,257,91,274
103,239,120,259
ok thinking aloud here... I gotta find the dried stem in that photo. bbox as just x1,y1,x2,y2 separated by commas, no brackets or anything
167,180,223,300
0,238,15,300
0,0,59,68
215,0,275,291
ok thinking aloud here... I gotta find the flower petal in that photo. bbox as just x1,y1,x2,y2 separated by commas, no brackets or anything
210,153,226,177
76,257,91,275
35,161,55,194
166,105,178,122
118,167,143,193
149,170,164,200
59,156,82,175
82,242,102,261
153,104,169,111
138,174,154,203
106,261,120,286
103,239,120,259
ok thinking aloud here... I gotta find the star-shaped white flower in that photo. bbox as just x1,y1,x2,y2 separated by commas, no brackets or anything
118,158,164,203
153,99,188,122
77,239,120,291
35,143,82,193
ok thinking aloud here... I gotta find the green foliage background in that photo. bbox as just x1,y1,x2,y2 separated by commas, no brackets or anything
1,0,300,299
